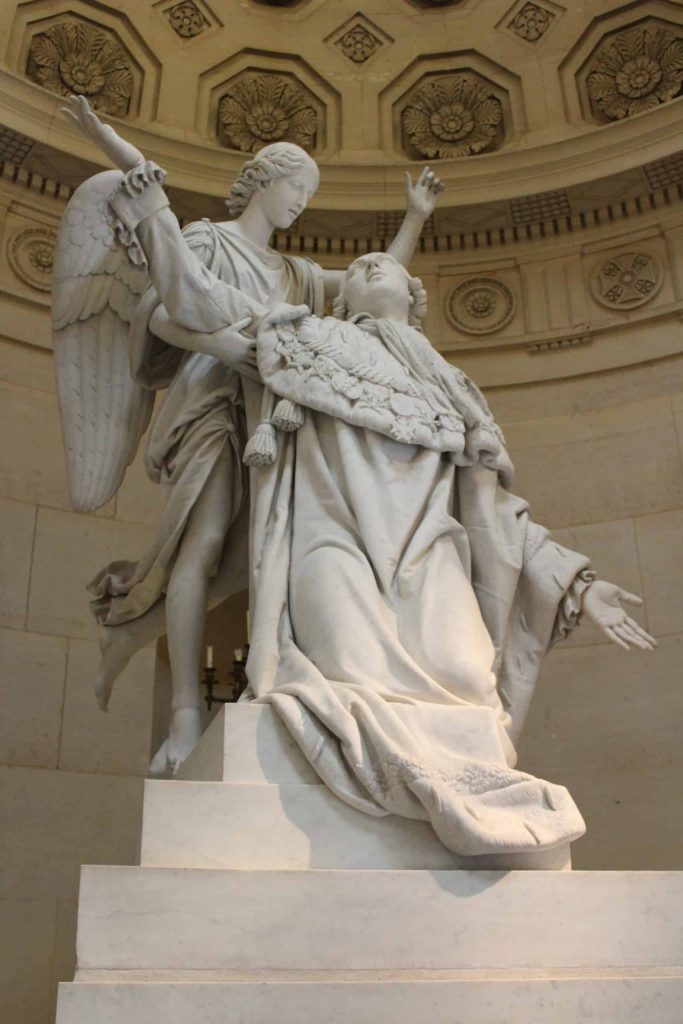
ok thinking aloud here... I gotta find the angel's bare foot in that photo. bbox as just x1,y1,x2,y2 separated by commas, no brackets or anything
148,706,203,777
95,624,134,711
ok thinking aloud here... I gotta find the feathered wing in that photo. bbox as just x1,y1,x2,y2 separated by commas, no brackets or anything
52,170,154,512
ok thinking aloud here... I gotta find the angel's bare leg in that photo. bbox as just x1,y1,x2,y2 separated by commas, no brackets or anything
150,452,234,775
94,497,249,714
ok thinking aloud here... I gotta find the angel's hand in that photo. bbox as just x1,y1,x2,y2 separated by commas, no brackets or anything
404,166,445,220
210,317,259,381
582,579,657,651
264,303,310,326
60,95,145,171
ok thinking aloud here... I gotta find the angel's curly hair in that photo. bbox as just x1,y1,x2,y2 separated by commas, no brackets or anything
225,142,320,216
332,254,428,327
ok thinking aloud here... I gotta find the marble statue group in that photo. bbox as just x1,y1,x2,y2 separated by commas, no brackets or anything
53,95,656,858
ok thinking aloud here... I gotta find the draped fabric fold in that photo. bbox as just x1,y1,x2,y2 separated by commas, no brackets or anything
243,312,591,856
88,220,323,627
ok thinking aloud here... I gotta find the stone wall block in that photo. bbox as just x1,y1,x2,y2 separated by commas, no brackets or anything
0,381,70,509
0,627,66,768
0,897,58,1024
0,765,144,901
634,508,683,639
506,398,683,528
518,635,683,870
27,507,156,640
59,640,155,776
0,496,35,629
0,335,56,394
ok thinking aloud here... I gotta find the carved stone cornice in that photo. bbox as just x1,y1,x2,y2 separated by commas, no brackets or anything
4,69,683,211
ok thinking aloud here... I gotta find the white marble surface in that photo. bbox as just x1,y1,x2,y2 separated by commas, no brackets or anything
56,975,683,1024
76,866,683,972
140,780,570,871
175,704,319,785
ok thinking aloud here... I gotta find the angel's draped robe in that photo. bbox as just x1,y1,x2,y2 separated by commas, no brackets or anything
95,177,594,855
89,220,323,625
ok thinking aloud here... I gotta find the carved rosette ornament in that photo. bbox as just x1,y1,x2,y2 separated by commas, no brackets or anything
586,25,683,122
218,73,319,153
510,3,554,42
336,24,382,63
8,227,56,292
401,75,503,159
166,1,208,38
446,278,515,335
591,252,663,310
26,20,134,117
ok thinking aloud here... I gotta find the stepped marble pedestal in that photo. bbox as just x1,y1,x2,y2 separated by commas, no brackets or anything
56,705,683,1023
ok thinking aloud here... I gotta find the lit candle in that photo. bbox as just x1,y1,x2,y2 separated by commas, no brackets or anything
206,645,214,669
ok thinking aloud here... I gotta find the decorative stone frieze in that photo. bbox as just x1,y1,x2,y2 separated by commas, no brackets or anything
510,189,571,225
165,1,209,38
585,24,683,123
0,124,34,166
8,226,56,292
326,14,391,66
336,23,383,63
445,278,515,334
509,3,554,42
26,19,135,117
217,71,320,153
643,152,683,191
591,251,663,310
400,74,504,160
413,0,467,7
527,332,592,354
375,211,434,238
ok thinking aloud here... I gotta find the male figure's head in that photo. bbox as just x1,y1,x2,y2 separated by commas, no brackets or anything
226,142,320,230
333,253,428,326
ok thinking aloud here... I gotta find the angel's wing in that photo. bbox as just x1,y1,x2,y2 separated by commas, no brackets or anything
52,169,154,512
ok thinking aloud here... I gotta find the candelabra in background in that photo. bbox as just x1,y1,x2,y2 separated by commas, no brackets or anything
201,643,250,711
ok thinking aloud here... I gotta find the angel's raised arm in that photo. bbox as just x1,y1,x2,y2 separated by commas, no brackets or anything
321,167,445,302
63,96,259,335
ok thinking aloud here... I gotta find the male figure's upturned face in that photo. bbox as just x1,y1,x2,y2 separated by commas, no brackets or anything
253,168,319,231
342,253,411,322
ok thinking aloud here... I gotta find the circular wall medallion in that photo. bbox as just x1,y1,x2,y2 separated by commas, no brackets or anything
445,277,515,334
8,227,57,292
590,251,663,310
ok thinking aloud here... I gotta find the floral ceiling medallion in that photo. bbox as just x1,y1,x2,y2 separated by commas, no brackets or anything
26,19,135,117
586,24,683,122
510,3,554,43
591,251,663,310
8,227,57,293
446,278,515,335
166,1,209,38
218,72,320,153
326,14,392,66
401,74,504,159
337,23,382,63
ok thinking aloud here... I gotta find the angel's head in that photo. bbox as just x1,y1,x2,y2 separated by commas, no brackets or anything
225,142,320,230
332,253,428,327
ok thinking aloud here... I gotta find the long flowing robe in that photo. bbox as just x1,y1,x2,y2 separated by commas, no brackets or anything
243,313,591,855
99,171,592,856
89,219,323,625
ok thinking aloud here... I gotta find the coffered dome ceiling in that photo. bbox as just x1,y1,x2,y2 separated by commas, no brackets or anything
2,0,683,249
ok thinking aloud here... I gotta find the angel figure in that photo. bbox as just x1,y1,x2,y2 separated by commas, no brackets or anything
54,95,445,775
55,100,657,856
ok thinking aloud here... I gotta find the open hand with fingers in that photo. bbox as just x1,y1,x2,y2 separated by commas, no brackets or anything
60,94,145,172
404,166,446,220
582,579,657,651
